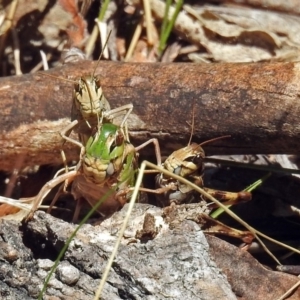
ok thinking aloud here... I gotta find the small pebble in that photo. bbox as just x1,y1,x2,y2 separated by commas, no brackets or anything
0,242,19,262
37,259,55,270
56,263,80,285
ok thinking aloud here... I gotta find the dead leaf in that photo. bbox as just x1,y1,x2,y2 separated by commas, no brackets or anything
207,235,300,300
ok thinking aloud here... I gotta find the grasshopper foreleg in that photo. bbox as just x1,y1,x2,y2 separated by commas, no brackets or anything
26,170,78,221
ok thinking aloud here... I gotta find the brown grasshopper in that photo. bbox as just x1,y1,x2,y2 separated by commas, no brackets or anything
59,31,133,159
155,139,252,208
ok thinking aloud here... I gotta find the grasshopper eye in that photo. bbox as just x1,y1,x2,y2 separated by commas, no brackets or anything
185,156,197,164
184,154,203,170
95,78,101,88
173,166,182,175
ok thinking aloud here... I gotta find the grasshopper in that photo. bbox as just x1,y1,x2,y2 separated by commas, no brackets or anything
151,104,251,207
41,31,133,170
62,79,133,159
155,140,252,207
45,118,161,222
68,121,138,221
60,31,133,159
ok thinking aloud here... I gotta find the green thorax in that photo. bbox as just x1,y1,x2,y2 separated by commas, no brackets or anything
85,123,125,161
82,123,135,185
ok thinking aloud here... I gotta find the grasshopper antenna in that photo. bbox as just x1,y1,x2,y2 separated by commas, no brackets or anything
199,135,231,147
38,72,77,84
90,30,112,129
39,31,112,84
185,102,230,149
92,30,112,78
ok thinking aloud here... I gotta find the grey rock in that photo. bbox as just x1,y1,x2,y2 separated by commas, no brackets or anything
0,205,236,299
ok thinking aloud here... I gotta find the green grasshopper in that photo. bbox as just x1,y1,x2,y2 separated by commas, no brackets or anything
44,119,161,222
68,121,138,221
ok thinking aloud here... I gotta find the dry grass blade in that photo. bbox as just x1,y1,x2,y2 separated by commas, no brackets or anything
205,157,300,175
85,0,110,57
0,197,48,221
0,0,18,66
94,160,145,299
0,170,79,221
39,50,49,71
85,25,99,57
0,0,18,35
0,196,32,212
12,28,22,75
143,0,153,45
95,21,109,59
124,18,143,62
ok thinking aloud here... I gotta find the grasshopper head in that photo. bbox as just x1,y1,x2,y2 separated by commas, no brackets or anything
73,75,111,122
164,143,205,178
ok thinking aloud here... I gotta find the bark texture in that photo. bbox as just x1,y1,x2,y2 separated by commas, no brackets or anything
1,61,300,171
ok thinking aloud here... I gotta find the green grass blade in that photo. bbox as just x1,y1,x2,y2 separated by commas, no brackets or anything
159,0,172,49
99,0,111,21
159,0,183,55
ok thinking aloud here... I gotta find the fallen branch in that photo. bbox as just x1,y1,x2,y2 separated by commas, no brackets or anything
1,60,300,171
